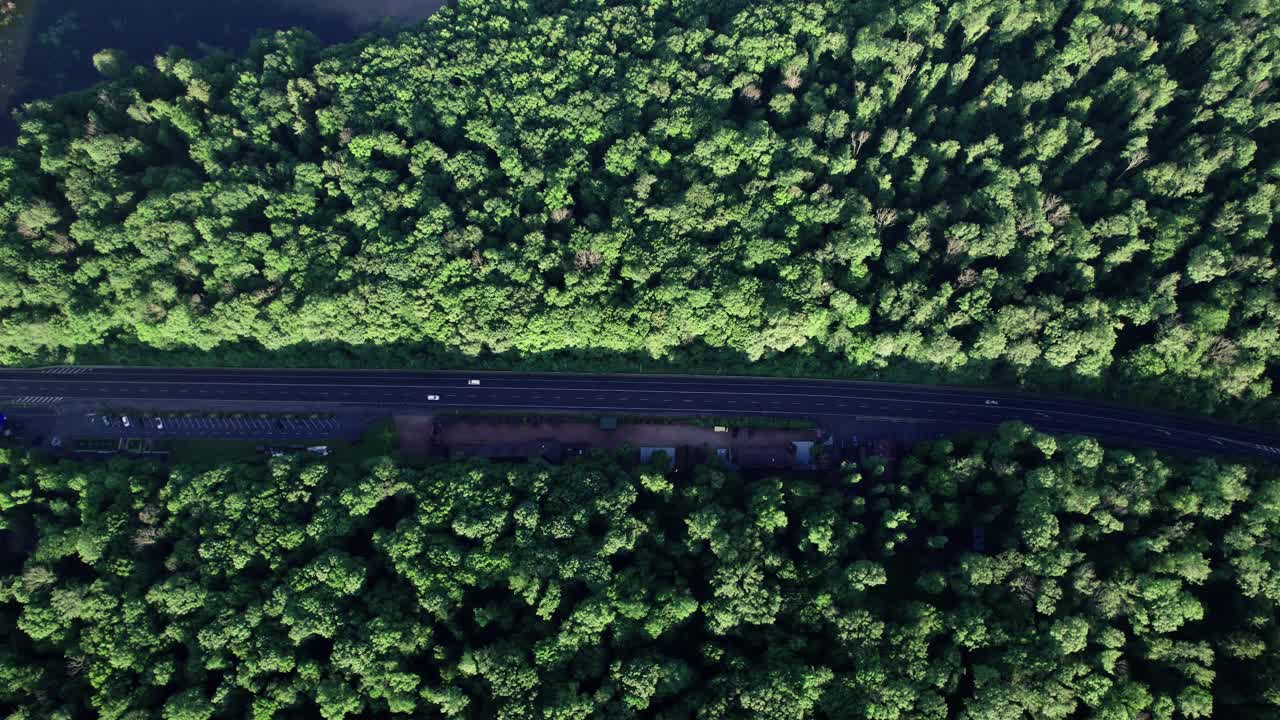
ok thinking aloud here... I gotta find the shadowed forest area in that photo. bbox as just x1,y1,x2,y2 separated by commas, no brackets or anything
0,0,446,143
2,425,1280,718
0,0,1276,424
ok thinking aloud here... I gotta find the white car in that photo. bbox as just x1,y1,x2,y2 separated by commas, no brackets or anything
154,417,164,430
121,416,131,427
467,379,481,386
984,400,999,406
427,394,441,401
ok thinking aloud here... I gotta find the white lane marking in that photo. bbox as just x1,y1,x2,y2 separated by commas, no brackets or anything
0,375,1214,431
29,368,1092,409
10,377,1274,450
37,395,1275,452
20,369,1271,444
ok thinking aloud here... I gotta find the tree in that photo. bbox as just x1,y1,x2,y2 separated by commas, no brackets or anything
0,0,1274,425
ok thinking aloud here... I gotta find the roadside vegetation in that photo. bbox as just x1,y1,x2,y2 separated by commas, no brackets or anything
1,424,1278,718
0,1,22,29
0,0,1277,423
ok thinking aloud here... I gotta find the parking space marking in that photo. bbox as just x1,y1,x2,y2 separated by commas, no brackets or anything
43,367,90,375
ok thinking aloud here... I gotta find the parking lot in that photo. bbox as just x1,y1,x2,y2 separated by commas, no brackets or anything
79,412,344,439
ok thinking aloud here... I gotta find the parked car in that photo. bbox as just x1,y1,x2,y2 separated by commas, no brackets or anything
121,416,131,428
153,417,164,430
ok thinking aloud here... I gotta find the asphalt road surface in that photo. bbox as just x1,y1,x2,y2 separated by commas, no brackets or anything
2,366,1278,460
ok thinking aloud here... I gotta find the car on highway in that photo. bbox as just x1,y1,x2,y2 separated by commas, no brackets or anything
467,379,481,385
984,400,999,406
427,395,440,401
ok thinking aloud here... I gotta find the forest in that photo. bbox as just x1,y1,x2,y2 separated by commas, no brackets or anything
0,0,1277,420
1,426,1279,718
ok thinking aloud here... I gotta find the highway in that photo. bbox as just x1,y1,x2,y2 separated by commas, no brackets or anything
1,366,1279,460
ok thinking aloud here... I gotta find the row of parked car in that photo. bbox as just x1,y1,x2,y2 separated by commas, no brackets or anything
87,412,162,430
86,412,339,434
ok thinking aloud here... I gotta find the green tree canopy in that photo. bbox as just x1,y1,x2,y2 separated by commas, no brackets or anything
0,0,1277,421
2,425,1280,718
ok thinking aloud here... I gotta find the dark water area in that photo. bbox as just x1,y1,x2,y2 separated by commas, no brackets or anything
0,0,445,144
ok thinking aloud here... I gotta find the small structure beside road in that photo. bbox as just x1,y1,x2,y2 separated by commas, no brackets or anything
792,440,815,468
639,446,677,470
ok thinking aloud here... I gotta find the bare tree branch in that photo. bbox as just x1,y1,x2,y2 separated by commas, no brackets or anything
873,208,898,230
